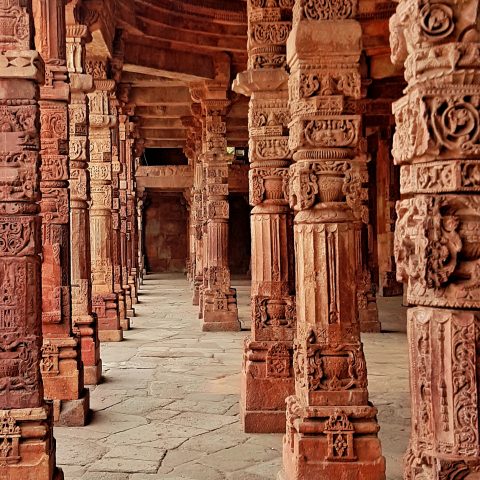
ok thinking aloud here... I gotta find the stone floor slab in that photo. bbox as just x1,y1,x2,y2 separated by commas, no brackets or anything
56,273,409,480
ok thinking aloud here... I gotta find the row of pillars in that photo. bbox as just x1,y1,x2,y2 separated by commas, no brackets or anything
185,0,480,479
0,1,146,478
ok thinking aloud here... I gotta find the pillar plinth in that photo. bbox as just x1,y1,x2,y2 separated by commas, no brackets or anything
389,0,480,476
279,4,384,478
0,0,62,476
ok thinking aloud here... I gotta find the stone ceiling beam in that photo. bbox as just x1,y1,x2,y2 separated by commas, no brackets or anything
129,87,191,106
124,42,216,81
143,140,186,148
139,128,187,140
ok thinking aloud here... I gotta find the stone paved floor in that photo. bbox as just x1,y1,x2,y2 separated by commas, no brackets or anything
56,273,410,480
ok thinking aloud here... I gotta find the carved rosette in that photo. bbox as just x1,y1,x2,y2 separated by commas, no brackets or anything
391,0,480,475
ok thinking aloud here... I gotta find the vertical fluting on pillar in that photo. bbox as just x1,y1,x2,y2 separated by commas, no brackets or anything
191,85,240,331
34,0,89,426
389,1,480,478
279,0,385,478
65,10,102,386
86,58,123,342
0,0,62,477
232,0,296,433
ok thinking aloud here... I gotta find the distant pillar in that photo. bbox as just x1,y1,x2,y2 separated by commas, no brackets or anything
87,58,123,342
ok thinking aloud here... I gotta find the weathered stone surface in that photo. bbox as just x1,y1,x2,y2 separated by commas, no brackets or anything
390,0,480,476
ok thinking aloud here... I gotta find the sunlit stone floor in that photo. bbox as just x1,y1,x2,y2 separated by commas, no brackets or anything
56,273,409,480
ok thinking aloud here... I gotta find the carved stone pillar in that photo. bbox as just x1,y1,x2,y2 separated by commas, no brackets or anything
126,120,139,305
390,1,480,477
233,0,295,433
191,86,240,331
66,19,102,386
136,188,146,283
34,0,89,426
279,1,385,478
192,161,204,306
376,127,402,297
134,139,146,285
87,58,122,342
110,102,129,331
117,108,135,321
0,0,63,477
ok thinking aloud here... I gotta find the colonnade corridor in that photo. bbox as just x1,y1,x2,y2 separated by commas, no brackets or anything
54,274,409,480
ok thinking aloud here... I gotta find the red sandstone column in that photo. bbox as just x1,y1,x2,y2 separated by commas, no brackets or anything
126,122,139,305
34,0,89,426
0,0,63,477
279,1,385,478
86,58,123,342
390,0,480,477
110,100,129,331
375,127,402,297
116,107,135,321
191,85,240,331
192,161,205,306
65,16,102,385
233,0,296,433
136,187,146,283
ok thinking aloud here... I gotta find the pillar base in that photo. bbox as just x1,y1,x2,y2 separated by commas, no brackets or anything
84,360,103,385
192,289,200,306
99,329,124,342
93,293,123,341
202,288,239,331
359,307,381,333
379,272,403,297
280,400,385,480
0,406,64,480
241,341,294,433
52,388,90,427
202,309,240,332
404,447,480,479
120,316,131,331
73,314,101,386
